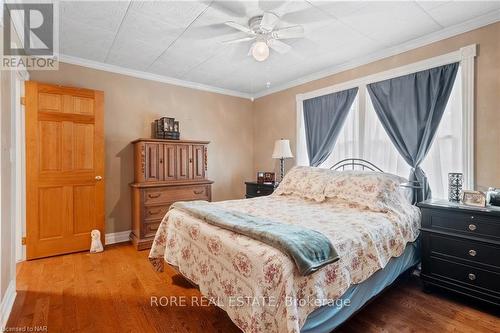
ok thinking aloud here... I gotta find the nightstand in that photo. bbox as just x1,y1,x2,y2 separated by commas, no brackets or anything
245,182,276,198
417,199,500,306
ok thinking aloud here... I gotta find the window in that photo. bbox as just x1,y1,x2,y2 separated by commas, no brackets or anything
297,69,465,200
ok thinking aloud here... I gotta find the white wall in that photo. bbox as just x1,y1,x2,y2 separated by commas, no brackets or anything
0,20,22,329
0,62,17,331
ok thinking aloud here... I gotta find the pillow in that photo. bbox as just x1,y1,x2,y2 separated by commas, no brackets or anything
274,166,339,202
324,170,408,211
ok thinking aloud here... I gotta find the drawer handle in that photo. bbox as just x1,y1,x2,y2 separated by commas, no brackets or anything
468,249,477,257
256,190,261,194
468,224,477,231
193,190,204,195
148,193,161,199
468,273,476,281
148,209,161,215
470,215,475,219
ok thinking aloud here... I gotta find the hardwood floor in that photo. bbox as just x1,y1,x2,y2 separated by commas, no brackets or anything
6,243,499,333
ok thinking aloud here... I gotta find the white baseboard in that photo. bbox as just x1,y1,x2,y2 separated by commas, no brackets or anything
13,231,132,263
0,280,16,330
105,230,131,245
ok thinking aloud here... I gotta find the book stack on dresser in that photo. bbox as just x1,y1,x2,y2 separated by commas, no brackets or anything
130,138,213,250
418,199,500,306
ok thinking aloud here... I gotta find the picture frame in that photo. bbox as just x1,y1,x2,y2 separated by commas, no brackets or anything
461,190,486,207
161,117,175,132
263,172,275,184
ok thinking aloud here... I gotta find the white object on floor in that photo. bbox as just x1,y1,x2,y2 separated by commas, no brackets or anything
90,229,104,253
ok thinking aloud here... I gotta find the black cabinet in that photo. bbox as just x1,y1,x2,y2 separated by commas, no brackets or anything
245,182,276,198
418,199,500,306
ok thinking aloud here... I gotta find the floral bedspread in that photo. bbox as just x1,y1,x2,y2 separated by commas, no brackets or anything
149,193,420,333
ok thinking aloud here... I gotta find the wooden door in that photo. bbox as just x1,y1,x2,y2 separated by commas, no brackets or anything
176,144,191,180
192,145,206,180
25,81,104,259
162,144,176,181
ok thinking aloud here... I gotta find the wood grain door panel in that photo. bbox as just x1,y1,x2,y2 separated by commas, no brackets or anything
163,144,176,181
192,144,205,179
73,123,95,170
145,143,160,182
38,186,65,239
73,185,96,235
26,81,105,259
176,144,191,180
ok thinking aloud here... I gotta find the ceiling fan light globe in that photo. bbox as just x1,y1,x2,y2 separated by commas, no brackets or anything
252,41,269,62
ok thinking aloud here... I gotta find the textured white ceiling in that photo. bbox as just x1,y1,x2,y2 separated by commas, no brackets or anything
59,1,500,96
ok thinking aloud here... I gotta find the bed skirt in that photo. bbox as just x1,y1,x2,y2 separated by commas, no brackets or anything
301,240,420,332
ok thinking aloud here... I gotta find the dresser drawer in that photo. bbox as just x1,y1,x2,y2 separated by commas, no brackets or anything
144,204,171,220
144,185,210,204
143,219,161,238
427,256,500,294
421,208,500,241
246,183,274,198
424,232,500,270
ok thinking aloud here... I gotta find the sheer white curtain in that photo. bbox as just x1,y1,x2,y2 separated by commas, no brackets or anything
421,71,463,199
363,94,410,177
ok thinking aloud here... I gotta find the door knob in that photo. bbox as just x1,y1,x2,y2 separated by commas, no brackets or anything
95,175,103,181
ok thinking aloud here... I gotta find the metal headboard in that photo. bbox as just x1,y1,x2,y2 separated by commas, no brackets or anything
329,157,422,193
330,158,384,172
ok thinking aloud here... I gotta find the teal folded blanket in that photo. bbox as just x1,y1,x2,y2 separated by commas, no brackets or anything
171,201,339,276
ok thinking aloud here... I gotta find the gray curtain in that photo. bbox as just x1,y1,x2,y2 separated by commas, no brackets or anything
367,62,459,202
303,87,358,166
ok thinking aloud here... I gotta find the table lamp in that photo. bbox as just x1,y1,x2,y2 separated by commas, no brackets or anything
272,139,293,182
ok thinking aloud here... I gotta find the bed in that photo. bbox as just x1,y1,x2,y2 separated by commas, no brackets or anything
149,160,421,333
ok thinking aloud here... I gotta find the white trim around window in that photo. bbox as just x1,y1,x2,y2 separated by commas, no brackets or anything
296,44,476,189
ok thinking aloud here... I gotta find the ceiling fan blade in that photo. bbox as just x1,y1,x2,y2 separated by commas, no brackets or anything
260,12,279,31
267,39,292,54
271,25,304,39
224,21,253,34
222,36,256,44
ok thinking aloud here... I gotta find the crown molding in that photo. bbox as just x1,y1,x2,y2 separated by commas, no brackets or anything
56,10,498,101
58,54,253,100
253,10,500,99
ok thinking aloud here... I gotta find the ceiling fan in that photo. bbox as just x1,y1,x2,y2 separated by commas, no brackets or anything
222,12,304,62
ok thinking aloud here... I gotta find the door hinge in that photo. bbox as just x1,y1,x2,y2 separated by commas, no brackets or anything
21,237,26,245
20,97,25,105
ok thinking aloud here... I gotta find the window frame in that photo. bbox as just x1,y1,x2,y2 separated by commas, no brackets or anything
296,44,476,190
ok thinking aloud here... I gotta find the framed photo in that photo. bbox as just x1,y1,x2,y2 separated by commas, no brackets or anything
161,117,175,132
263,172,275,184
257,172,265,184
462,190,486,207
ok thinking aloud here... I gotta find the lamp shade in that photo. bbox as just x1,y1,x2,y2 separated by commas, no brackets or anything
272,139,293,159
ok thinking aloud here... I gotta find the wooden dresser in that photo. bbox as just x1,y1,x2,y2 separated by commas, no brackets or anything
130,138,213,250
418,199,500,306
